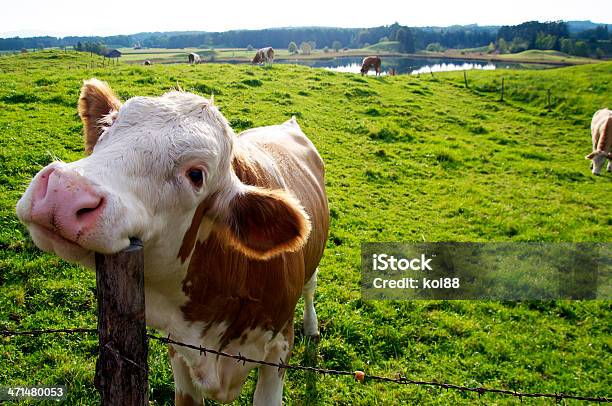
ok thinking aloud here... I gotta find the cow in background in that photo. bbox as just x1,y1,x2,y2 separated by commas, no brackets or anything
586,108,612,175
188,52,201,64
143,60,152,65
252,47,274,65
360,56,382,76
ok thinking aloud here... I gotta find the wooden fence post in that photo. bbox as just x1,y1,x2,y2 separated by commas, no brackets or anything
500,77,505,102
547,89,551,111
463,70,468,88
94,238,148,406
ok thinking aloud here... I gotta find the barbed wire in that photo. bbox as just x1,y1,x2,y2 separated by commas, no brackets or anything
1,327,610,403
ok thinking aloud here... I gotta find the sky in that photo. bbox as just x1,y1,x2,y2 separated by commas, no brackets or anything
1,0,611,38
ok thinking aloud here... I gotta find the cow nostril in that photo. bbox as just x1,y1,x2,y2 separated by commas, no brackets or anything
75,198,104,218
76,207,95,216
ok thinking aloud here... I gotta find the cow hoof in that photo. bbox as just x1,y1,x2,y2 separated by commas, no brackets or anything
307,333,320,343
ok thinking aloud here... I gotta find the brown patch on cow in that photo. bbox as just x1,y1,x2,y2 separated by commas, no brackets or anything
181,233,305,348
232,153,272,187
78,79,122,155
175,391,203,406
177,194,217,264
168,344,176,358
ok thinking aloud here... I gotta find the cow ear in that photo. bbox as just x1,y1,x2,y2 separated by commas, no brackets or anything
219,186,311,260
78,79,121,155
585,152,596,160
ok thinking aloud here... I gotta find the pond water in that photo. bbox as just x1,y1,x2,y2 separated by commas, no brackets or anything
276,56,546,75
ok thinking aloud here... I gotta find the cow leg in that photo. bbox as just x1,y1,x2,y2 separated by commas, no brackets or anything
607,160,611,172
253,322,293,406
303,269,319,339
169,345,204,406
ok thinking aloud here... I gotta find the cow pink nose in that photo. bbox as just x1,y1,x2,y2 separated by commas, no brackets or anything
29,166,105,243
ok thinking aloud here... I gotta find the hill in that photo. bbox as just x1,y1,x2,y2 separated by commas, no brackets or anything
0,51,610,404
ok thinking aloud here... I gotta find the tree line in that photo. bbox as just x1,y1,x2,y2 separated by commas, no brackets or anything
0,21,610,58
496,21,611,58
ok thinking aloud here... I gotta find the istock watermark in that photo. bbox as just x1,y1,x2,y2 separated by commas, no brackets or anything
361,243,611,300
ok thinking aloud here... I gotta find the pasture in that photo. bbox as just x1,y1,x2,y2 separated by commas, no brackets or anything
0,50,610,404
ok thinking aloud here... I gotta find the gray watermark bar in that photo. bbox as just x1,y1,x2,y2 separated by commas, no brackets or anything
361,243,611,300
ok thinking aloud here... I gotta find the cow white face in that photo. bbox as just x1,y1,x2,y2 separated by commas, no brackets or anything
586,150,610,175
16,79,310,271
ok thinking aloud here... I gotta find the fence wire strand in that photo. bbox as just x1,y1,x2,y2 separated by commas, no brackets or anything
1,328,610,403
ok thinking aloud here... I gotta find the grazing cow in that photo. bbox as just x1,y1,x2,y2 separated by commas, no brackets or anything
360,56,382,76
16,79,329,405
188,52,201,64
586,108,612,175
252,47,274,64
143,60,152,65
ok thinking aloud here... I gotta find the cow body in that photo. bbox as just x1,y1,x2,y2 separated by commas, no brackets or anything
16,79,328,405
252,47,274,64
586,108,612,175
188,52,201,64
360,56,382,76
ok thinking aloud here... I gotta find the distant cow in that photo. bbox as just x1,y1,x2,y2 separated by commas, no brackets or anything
143,60,152,65
360,56,382,76
586,108,612,175
188,52,201,64
252,47,274,64
16,79,329,405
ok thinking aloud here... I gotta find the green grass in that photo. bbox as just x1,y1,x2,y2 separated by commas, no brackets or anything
0,50,610,405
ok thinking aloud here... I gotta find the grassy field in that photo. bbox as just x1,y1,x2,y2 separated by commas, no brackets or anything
0,50,610,405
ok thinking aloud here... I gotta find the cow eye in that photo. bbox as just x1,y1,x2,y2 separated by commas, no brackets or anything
187,169,204,187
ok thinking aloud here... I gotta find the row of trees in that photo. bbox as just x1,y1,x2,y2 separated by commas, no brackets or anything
496,21,611,57
1,22,610,58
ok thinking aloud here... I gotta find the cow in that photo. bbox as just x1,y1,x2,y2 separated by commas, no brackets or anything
252,47,274,65
16,79,329,405
143,60,152,66
586,108,612,175
360,56,382,76
188,52,201,64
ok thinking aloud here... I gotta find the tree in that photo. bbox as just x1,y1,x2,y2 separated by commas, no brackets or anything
560,38,574,55
246,44,253,51
323,46,329,53
307,41,316,51
288,41,298,54
300,42,312,55
332,40,342,51
395,28,415,53
574,41,589,57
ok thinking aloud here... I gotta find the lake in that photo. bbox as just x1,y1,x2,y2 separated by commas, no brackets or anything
275,56,548,75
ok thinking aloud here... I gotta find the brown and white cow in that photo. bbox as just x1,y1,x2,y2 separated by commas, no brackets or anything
252,47,274,65
360,56,381,76
188,52,201,64
16,79,329,405
586,108,612,175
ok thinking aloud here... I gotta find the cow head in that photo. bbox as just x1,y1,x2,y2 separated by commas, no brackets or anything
585,150,611,175
16,79,310,270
